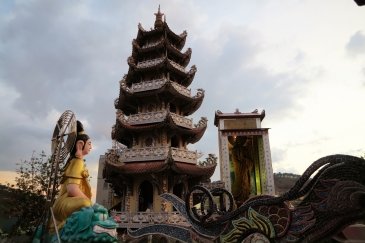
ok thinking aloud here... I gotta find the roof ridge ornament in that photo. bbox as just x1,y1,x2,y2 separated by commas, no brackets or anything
154,5,164,30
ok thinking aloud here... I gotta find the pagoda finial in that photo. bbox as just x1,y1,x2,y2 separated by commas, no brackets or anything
154,5,164,30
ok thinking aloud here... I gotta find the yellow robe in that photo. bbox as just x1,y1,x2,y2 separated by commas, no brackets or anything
52,158,92,229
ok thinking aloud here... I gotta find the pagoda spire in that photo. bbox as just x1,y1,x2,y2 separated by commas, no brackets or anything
154,5,164,29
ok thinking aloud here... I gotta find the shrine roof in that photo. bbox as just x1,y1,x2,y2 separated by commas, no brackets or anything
214,109,266,126
104,157,216,179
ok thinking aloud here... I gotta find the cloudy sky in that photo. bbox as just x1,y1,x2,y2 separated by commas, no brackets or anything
1,1,364,199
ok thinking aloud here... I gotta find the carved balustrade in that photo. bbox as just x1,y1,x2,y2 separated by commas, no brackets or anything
117,109,194,128
110,211,189,228
171,147,198,164
128,110,167,125
131,78,166,92
137,57,165,68
120,146,169,162
120,77,192,97
105,146,199,164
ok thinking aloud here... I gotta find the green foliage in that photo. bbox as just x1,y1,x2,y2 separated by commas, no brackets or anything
3,151,54,236
15,151,50,195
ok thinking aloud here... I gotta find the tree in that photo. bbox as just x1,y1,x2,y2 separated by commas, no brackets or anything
15,151,50,195
5,151,55,236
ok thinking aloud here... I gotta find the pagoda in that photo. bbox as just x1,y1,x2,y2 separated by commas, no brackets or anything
98,7,216,222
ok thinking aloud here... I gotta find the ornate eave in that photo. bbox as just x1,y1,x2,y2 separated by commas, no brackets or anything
136,23,161,41
135,22,187,51
116,79,204,115
126,56,196,80
131,38,164,58
113,110,207,144
103,147,216,178
132,39,191,67
164,23,187,50
125,63,196,88
106,160,168,175
165,42,191,67
105,160,215,179
171,161,216,178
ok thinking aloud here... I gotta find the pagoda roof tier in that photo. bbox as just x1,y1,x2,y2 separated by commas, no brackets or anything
112,110,207,145
132,39,192,67
126,56,196,85
136,22,187,51
102,147,216,178
115,79,204,116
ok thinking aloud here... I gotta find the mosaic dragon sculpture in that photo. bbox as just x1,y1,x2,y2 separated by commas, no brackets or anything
129,154,365,242
33,204,118,243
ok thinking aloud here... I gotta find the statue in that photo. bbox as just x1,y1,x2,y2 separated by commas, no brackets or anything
33,115,118,243
52,120,93,229
231,136,254,203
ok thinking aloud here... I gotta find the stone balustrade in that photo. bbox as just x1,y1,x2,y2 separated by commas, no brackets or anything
119,78,191,97
118,109,194,128
128,110,167,125
171,147,198,164
106,146,199,164
131,78,166,92
110,211,189,228
120,146,169,162
137,57,165,68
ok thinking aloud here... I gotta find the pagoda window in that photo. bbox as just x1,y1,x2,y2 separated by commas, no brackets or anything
147,104,155,112
170,104,176,113
138,181,154,212
171,135,179,148
145,137,154,147
173,183,185,199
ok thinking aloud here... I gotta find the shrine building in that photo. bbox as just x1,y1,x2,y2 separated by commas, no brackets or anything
214,109,275,205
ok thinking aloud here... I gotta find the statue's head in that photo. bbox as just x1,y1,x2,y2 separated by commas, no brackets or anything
71,120,92,158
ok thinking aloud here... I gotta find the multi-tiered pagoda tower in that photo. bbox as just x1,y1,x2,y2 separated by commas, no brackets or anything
98,8,216,218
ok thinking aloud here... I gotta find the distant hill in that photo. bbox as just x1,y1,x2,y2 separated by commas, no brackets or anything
274,172,301,196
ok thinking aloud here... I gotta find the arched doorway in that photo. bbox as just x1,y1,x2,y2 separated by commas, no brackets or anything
138,181,153,211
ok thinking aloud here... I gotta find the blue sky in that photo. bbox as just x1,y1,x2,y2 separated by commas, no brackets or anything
1,1,365,198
